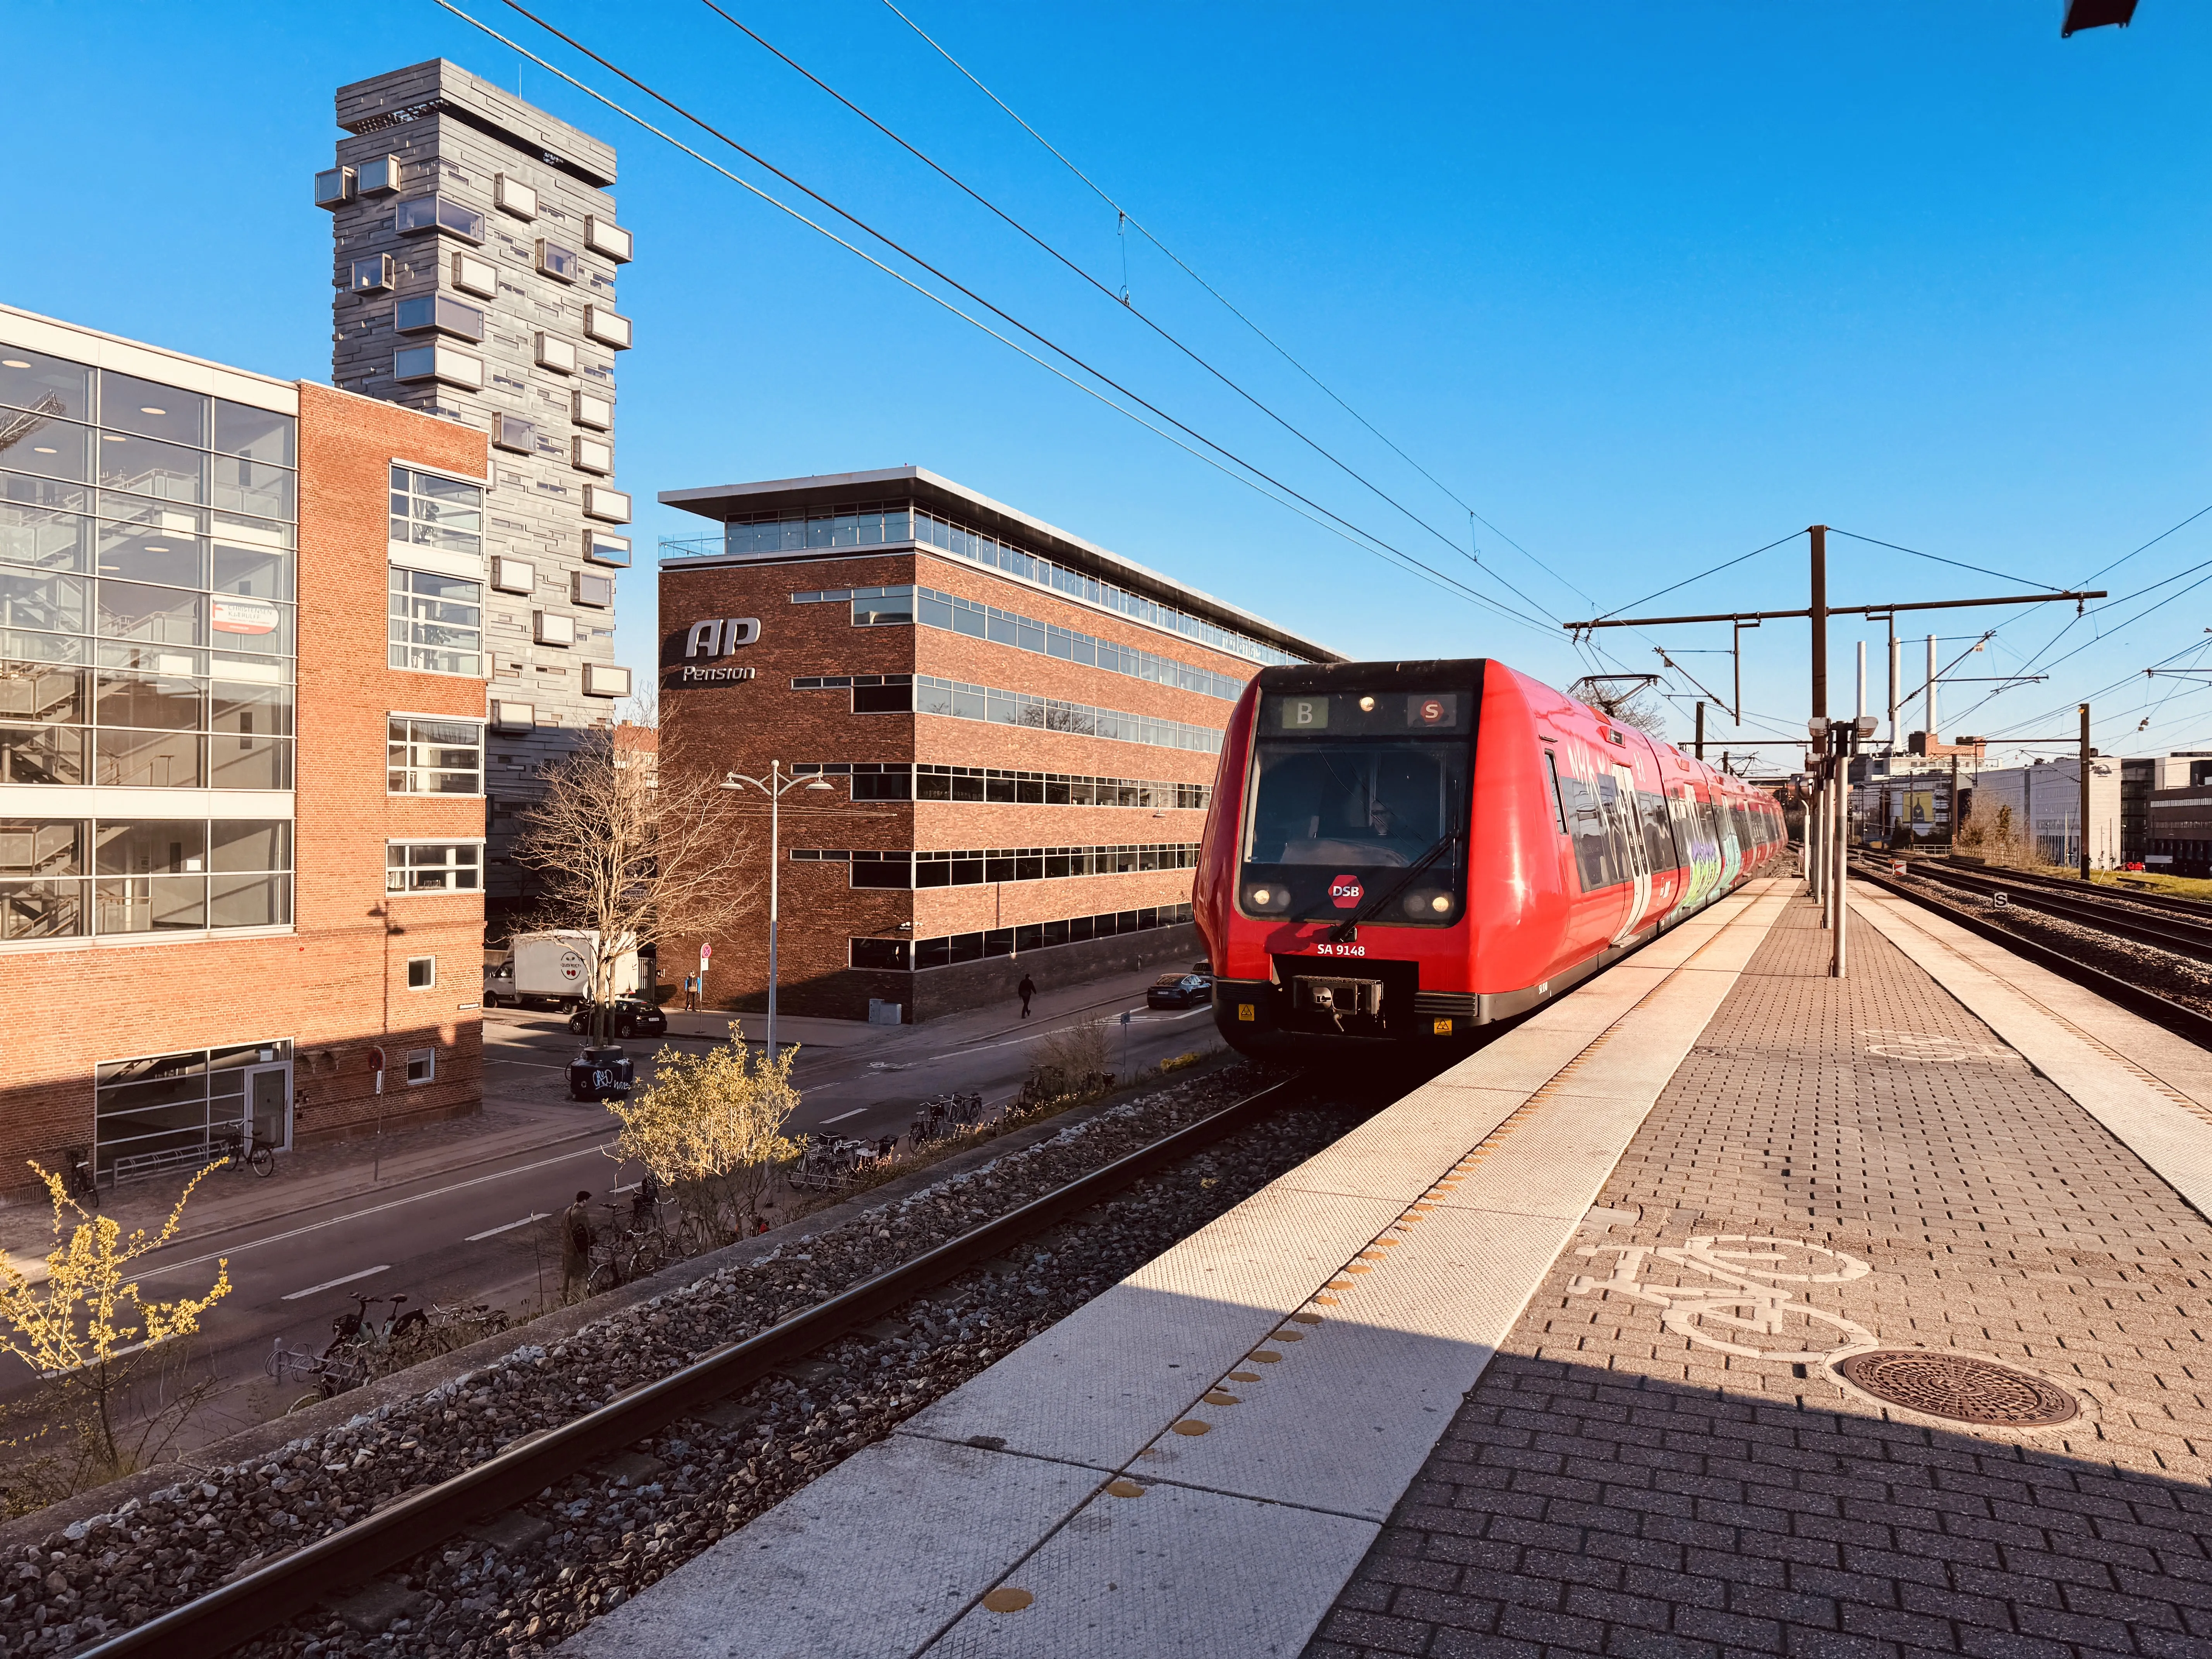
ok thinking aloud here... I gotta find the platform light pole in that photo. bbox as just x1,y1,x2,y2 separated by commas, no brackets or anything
722,761,835,1058
2079,703,2093,880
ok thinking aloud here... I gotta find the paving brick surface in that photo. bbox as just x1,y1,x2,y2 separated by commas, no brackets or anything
1307,898,2212,1659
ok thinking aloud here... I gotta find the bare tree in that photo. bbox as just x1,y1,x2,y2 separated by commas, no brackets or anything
1569,676,1669,738
514,725,761,1044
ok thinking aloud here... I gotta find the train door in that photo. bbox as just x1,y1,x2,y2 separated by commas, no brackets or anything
1608,764,1654,943
1716,794,1744,887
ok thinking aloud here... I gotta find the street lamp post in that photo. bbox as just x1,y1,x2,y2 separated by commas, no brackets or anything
721,761,834,1058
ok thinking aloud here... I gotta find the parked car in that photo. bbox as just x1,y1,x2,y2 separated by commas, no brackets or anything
1146,972,1214,1010
567,998,669,1039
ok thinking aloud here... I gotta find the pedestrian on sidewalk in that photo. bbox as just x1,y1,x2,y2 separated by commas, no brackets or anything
562,1190,595,1302
1018,972,1036,1019
683,974,698,1012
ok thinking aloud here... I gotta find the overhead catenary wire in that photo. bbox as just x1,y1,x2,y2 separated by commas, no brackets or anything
443,0,1557,638
872,0,1597,613
695,1,1566,630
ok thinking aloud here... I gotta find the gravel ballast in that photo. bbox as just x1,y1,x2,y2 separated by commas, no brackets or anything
1,1063,1369,1656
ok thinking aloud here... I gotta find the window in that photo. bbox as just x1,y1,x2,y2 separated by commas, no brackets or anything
797,761,1211,812
494,173,537,219
535,240,579,283
852,903,1195,972
387,719,482,794
389,569,483,676
314,167,355,208
94,1039,294,1176
796,842,1200,891
534,333,577,374
388,467,482,557
572,390,612,430
0,817,290,940
489,699,533,731
582,663,630,699
584,216,633,262
533,611,575,647
388,841,483,893
490,556,536,595
395,295,486,341
406,955,436,989
582,485,631,524
356,156,401,196
395,194,486,243
583,308,632,350
452,252,498,297
405,1048,434,1085
572,571,612,607
571,436,612,475
393,345,483,390
350,255,394,293
852,678,914,715
492,414,536,455
583,529,631,567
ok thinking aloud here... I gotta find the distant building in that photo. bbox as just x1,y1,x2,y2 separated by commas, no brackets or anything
321,61,636,931
2122,753,2212,864
1958,757,2121,869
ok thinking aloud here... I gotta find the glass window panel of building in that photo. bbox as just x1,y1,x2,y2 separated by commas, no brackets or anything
0,343,297,795
0,815,290,941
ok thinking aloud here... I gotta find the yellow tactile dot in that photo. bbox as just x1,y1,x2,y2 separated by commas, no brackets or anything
1357,1250,1385,1260
1289,1311,1323,1324
1344,1264,1372,1274
1203,1390,1241,1406
1229,1369,1262,1381
1106,1479,1146,1498
983,1588,1034,1613
1171,1419,1211,1436
1251,1350,1283,1362
1400,1215,1426,1225
1272,1331,1305,1342
1312,1294,1340,1306
1372,1240,1400,1249
1409,1203,1436,1213
1327,1278,1353,1288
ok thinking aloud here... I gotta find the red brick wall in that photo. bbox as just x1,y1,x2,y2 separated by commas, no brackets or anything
0,384,488,1197
659,550,1247,1021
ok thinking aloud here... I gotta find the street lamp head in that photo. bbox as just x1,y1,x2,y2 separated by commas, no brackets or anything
804,776,834,793
1854,715,1878,737
721,771,742,789
1807,716,1830,738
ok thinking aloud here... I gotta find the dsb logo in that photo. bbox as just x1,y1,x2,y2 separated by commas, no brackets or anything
1330,874,1364,908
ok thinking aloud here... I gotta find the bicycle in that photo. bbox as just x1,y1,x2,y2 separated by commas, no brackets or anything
325,1291,410,1368
216,1132,276,1179
65,1149,99,1210
267,1336,362,1408
584,1205,669,1295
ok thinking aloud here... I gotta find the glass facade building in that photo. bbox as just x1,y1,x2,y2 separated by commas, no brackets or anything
0,342,297,943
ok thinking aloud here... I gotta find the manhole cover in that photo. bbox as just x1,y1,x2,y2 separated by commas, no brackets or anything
1834,1350,2077,1427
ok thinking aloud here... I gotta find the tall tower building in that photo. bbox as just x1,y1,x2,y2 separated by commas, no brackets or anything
319,61,636,927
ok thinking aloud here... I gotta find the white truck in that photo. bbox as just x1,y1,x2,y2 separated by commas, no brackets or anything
483,930,640,1012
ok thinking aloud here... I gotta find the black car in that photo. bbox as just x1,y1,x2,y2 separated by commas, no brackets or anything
567,998,669,1039
1146,972,1214,1010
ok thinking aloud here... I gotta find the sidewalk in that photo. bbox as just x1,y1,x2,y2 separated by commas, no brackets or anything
1309,893,2212,1659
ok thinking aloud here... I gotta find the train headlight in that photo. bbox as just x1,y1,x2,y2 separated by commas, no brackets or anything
1358,695,1376,712
1404,889,1454,919
1244,884,1290,913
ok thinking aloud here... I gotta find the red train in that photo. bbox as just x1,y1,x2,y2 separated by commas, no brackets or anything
1195,658,1786,1062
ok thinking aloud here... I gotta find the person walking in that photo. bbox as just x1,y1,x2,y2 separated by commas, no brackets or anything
562,1190,595,1302
1017,972,1036,1019
682,974,698,1012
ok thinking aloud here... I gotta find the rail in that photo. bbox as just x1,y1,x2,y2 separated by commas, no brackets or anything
1851,856,2212,1050
1902,860,2212,963
79,1076,1301,1659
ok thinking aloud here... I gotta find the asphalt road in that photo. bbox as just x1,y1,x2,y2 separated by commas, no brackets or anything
84,984,1224,1444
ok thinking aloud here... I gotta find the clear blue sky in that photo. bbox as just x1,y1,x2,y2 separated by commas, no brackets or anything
4,1,2203,766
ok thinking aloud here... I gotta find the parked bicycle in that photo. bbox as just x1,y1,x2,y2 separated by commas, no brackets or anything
325,1290,411,1367
217,1131,276,1179
65,1149,99,1210
585,1203,669,1295
266,1336,362,1408
788,1133,883,1193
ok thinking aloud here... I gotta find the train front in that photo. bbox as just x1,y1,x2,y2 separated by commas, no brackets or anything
1196,660,1489,1064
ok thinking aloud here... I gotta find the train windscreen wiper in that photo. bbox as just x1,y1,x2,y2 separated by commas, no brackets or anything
1324,830,1462,942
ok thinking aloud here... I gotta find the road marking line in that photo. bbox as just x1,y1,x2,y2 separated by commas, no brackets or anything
819,1108,867,1124
137,1142,610,1278
465,1212,548,1242
282,1265,389,1301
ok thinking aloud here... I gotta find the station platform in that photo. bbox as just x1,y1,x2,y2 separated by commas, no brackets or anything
563,878,2212,1659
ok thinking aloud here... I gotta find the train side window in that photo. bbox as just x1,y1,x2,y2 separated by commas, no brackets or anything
1560,762,1623,891
1638,789,1677,872
1543,750,1570,834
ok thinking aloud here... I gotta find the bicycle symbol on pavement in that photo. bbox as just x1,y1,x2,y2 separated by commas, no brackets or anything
1567,1234,1877,1362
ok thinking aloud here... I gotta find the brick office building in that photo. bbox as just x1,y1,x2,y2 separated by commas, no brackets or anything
657,468,1335,1022
0,304,491,1187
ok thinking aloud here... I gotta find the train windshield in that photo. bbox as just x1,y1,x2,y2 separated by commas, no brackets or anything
1239,689,1472,927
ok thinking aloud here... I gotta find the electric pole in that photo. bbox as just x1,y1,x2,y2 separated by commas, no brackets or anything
2079,702,2092,880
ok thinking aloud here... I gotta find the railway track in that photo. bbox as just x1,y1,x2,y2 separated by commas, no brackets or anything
1852,855,2212,1049
1932,856,2212,920
1896,859,2212,963
74,1075,1314,1659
